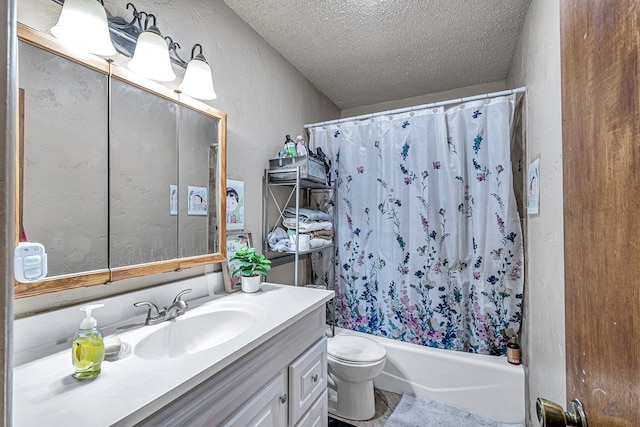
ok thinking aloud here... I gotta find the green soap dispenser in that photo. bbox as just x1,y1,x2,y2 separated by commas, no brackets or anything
72,304,105,379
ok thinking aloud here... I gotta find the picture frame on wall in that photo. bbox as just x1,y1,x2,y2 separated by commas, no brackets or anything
226,179,245,230
223,231,253,293
527,157,540,216
187,185,208,216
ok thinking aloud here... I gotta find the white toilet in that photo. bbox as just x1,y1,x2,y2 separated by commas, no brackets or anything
327,334,387,421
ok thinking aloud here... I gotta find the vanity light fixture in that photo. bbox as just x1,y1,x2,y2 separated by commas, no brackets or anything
50,0,217,98
178,44,217,100
127,13,176,82
50,0,116,56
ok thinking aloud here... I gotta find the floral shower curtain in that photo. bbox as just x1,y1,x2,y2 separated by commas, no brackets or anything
310,95,523,355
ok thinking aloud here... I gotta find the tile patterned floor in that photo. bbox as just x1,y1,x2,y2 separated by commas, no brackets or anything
329,389,403,427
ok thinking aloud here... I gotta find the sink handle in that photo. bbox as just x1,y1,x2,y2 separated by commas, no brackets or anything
134,301,161,323
173,288,192,305
134,301,160,314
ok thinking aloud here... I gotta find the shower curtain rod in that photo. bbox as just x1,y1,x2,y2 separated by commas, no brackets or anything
304,86,526,129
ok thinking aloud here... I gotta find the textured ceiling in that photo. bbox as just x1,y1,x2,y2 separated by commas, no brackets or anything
223,0,532,110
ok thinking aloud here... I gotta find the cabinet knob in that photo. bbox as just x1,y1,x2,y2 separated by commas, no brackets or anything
312,374,319,383
279,394,288,404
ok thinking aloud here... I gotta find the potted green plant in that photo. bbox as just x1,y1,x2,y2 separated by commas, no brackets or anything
229,246,272,293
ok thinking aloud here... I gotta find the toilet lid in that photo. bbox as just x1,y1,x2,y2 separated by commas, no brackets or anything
328,335,386,364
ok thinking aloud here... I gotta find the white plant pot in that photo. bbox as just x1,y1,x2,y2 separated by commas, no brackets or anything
241,275,261,293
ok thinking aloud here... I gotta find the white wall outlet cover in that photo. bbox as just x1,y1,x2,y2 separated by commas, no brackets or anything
14,242,48,283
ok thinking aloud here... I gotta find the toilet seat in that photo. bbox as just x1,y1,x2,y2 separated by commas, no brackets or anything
328,335,386,365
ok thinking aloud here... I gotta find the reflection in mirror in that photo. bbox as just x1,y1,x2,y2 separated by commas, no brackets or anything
18,40,109,277
178,104,219,258
109,79,178,267
15,24,227,298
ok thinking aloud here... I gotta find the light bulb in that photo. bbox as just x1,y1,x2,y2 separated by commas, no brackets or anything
51,0,116,56
128,29,176,82
179,58,217,100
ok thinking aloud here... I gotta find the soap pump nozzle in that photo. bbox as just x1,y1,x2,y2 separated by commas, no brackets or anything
79,303,104,330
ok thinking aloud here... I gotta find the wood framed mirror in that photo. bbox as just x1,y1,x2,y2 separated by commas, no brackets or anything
15,23,227,298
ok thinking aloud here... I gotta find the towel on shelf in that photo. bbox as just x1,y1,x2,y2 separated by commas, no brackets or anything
283,218,333,232
310,229,333,239
282,207,331,222
309,238,333,249
267,227,291,252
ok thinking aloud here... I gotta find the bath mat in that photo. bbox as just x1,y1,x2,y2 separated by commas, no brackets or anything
384,394,525,427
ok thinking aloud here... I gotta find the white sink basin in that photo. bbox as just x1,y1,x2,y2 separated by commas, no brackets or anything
134,303,265,360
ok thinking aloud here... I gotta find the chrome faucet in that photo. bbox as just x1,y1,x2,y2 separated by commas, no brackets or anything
134,288,192,325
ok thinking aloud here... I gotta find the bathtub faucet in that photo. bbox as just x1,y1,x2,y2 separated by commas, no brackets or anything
134,289,192,325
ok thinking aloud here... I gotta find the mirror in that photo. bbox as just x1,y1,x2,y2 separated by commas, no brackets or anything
109,78,178,268
15,24,227,298
177,102,220,259
18,40,109,278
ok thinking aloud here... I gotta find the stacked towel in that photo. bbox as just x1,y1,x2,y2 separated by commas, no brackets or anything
310,229,333,239
309,238,333,249
282,218,332,232
283,207,331,222
279,207,333,249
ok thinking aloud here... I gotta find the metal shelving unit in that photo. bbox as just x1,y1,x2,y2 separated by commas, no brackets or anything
263,166,335,287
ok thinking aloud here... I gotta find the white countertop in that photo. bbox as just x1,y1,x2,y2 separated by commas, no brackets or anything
14,283,333,426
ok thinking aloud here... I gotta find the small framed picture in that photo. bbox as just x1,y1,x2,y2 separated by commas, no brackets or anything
188,185,208,216
170,185,178,216
226,179,245,230
223,232,252,293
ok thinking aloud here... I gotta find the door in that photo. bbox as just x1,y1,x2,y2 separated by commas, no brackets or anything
561,0,640,426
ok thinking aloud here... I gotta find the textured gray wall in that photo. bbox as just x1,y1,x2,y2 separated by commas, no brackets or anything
506,0,564,424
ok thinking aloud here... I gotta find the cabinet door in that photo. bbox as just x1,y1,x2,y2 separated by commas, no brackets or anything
222,371,288,427
295,390,328,427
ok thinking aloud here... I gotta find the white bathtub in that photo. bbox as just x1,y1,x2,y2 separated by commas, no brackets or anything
333,327,525,424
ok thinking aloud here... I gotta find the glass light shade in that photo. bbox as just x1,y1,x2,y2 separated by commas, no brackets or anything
128,30,176,82
178,59,217,100
51,0,116,56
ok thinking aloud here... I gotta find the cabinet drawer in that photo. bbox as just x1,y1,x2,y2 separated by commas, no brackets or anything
295,389,328,427
289,337,327,425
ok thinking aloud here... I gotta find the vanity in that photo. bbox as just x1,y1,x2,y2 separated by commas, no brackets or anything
14,282,333,426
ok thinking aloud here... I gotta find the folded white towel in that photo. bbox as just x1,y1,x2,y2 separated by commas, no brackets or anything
283,219,333,232
309,238,333,249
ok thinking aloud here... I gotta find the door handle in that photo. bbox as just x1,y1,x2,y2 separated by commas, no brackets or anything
536,397,588,427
